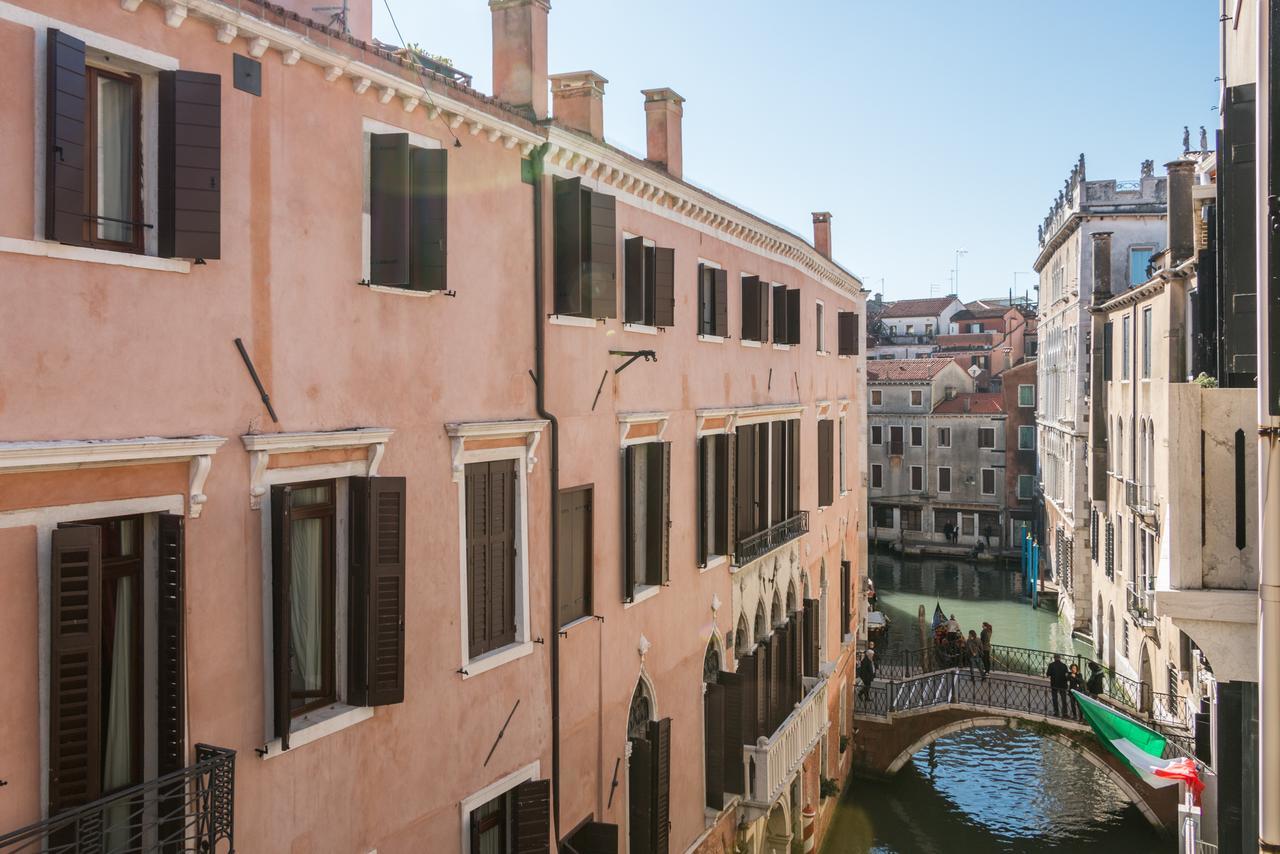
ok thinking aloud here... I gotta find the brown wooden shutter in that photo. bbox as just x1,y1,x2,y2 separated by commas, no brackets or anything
850,313,861,354
410,148,447,291
759,280,771,343
790,612,803,704
270,484,295,749
787,419,800,516
156,514,186,847
45,29,87,246
818,420,834,507
553,177,585,314
589,191,617,319
350,477,406,706
159,70,221,259
658,442,671,584
557,487,593,626
738,650,759,745
787,289,801,345
654,247,675,327
565,823,619,854
489,463,517,649
803,598,819,677
713,268,729,338
837,311,855,355
49,525,102,813
649,717,671,854
754,424,769,535
623,446,640,601
628,737,653,854
772,285,787,344
718,670,745,794
369,133,410,286
770,421,785,526
696,439,708,567
703,683,725,809
840,560,851,638
696,263,710,334
715,433,732,556
465,465,489,656
513,778,552,854
624,236,645,323
741,275,760,341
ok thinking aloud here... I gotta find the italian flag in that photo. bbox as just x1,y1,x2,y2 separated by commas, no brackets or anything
1072,690,1204,801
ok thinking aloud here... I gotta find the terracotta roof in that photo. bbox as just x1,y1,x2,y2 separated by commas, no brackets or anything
880,297,960,319
866,358,958,382
932,393,1005,415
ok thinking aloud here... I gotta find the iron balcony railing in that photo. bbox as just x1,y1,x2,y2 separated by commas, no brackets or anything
735,511,808,566
1127,583,1157,625
0,744,235,854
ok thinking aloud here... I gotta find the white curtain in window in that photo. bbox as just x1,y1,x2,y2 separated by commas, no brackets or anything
97,75,135,243
102,576,134,851
290,518,323,701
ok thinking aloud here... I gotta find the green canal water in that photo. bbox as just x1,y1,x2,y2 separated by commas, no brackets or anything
820,551,1165,854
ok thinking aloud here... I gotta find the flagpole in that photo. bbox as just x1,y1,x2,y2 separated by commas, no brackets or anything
1258,2,1280,849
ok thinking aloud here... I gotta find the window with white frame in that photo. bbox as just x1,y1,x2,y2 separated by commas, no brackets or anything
980,468,997,495
870,389,883,407
1018,384,1035,407
816,300,826,352
364,119,446,291
870,464,883,489
937,427,951,448
839,414,847,493
938,466,952,493
910,465,924,492
910,426,923,447
910,389,923,407
870,425,883,446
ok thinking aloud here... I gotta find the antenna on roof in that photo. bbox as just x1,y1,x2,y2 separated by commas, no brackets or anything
928,283,940,297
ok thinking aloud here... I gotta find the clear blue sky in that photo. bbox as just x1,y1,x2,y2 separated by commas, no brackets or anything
373,0,1219,303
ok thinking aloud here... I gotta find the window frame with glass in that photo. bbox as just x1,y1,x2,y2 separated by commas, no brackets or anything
937,427,951,448
1018,425,1036,450
980,468,997,495
85,64,145,253
1017,384,1034,407
909,389,924,407
937,466,951,493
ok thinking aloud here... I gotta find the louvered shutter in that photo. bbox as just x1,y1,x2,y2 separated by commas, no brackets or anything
1220,83,1257,386
49,525,102,813
489,463,516,649
759,281,771,343
738,650,759,744
840,560,851,639
741,276,760,341
513,778,552,854
589,191,617,319
773,285,787,344
654,247,675,327
716,433,732,556
787,420,800,516
770,420,785,526
465,465,489,655
628,737,653,854
557,488,592,627
45,30,86,246
350,477,406,706
369,133,410,286
790,612,804,704
850,313,860,354
410,148,447,291
703,683,725,809
837,311,855,355
818,420,834,507
553,177,585,314
734,427,753,544
159,70,221,259
566,822,619,854
697,264,711,335
696,439,708,567
1103,322,1114,381
623,446,640,601
803,598,819,676
657,442,671,584
713,268,729,337
786,289,801,345
767,631,783,732
156,514,186,848
649,718,671,854
718,670,744,794
270,485,295,748
624,236,646,323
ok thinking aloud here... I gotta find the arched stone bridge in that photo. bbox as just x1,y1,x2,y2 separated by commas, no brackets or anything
851,669,1181,831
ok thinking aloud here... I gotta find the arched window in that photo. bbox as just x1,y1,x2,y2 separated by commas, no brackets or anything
772,589,784,627
735,613,751,657
1116,418,1124,476
785,581,797,616
703,639,721,684
753,602,767,645
627,678,653,740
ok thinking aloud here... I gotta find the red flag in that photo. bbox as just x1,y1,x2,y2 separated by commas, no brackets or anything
1153,756,1205,805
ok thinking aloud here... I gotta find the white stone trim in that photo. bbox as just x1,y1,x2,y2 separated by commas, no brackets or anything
624,585,662,609
618,412,671,447
549,314,601,328
0,236,191,273
259,704,374,759
697,334,726,344
740,339,762,349
695,408,736,437
622,323,658,336
459,761,541,854
0,435,226,519
733,402,806,426
445,419,548,482
241,428,393,509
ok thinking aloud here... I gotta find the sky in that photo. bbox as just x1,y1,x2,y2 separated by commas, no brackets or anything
372,0,1219,304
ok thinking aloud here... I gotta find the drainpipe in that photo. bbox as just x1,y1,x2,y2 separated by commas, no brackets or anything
529,143,564,840
1257,2,1280,848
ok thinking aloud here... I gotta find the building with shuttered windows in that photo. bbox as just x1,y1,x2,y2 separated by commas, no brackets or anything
0,1,867,853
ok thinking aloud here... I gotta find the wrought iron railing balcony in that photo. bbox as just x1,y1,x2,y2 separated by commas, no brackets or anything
742,679,828,814
1127,583,1157,626
0,744,235,854
734,511,808,566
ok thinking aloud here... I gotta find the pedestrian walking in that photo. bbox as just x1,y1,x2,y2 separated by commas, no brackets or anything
1086,661,1105,698
1067,664,1085,719
965,630,982,678
979,621,992,676
857,651,876,701
1046,654,1069,717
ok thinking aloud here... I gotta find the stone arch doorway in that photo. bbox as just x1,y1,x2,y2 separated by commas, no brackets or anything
627,675,668,854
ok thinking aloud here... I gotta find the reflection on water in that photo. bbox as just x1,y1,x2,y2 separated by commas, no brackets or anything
820,551,1161,854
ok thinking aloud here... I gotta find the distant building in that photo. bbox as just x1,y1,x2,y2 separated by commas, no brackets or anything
868,295,965,360
1001,360,1038,548
1033,154,1167,629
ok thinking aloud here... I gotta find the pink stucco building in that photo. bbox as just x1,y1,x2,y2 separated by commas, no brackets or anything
0,1,867,852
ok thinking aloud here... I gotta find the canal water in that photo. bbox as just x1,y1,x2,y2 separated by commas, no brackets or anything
821,550,1165,853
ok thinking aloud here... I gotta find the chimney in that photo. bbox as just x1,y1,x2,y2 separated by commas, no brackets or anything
642,88,685,179
812,212,832,259
489,0,550,119
1165,159,1195,265
1090,231,1113,304
549,71,607,139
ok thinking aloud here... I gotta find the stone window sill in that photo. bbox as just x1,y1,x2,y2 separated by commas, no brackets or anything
462,640,535,679
624,585,662,608
549,314,601,328
260,703,374,759
0,236,191,273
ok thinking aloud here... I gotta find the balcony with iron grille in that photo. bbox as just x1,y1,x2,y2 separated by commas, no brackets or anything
1127,583,1157,628
0,745,235,854
740,678,828,818
734,511,808,567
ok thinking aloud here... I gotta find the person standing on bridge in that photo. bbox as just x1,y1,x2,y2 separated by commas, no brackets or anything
857,650,877,700
1086,661,1105,698
1067,664,1085,720
979,622,993,676
1046,654,1070,717
965,630,983,679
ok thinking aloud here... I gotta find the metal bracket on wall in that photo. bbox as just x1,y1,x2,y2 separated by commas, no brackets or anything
609,349,657,375
483,700,521,767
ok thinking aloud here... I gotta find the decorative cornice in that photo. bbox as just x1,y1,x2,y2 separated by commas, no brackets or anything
0,435,227,519
732,402,807,426
241,427,393,508
445,419,549,481
618,411,672,447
